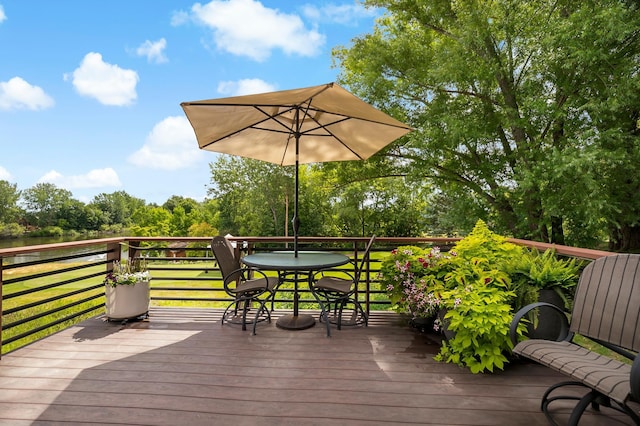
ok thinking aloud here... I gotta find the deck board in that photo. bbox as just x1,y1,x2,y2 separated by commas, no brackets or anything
0,308,635,425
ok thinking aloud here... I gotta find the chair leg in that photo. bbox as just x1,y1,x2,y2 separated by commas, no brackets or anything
221,303,234,327
241,300,250,331
317,298,332,337
337,300,347,330
356,300,368,327
251,301,270,335
323,301,332,337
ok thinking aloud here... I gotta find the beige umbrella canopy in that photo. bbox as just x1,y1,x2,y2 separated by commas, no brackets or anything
181,82,412,255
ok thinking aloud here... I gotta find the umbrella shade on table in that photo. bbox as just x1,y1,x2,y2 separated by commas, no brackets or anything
181,82,412,254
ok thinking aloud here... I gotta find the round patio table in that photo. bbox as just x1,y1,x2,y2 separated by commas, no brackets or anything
242,251,350,330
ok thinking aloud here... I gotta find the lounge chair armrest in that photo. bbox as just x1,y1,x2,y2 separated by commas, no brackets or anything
509,302,571,346
631,354,640,401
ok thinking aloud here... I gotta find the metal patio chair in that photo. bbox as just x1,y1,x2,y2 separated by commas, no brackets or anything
310,236,375,337
211,236,280,335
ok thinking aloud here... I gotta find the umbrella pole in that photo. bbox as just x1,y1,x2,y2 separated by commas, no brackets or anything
293,109,301,258
293,133,300,257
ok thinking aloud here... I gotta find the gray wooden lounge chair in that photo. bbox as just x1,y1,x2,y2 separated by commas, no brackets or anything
311,236,375,337
211,236,280,335
509,253,640,425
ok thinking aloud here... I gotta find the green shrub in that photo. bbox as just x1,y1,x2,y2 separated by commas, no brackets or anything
435,283,516,373
380,220,539,373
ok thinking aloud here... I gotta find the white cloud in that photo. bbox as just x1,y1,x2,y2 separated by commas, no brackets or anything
128,116,203,170
301,3,377,25
217,78,276,96
0,166,12,180
171,10,189,26
66,52,139,106
191,0,325,61
0,5,6,23
136,38,168,64
38,168,122,189
0,77,54,111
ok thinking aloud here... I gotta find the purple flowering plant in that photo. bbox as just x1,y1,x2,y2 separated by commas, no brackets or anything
379,245,457,320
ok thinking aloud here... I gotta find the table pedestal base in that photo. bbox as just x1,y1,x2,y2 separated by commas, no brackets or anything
276,314,315,330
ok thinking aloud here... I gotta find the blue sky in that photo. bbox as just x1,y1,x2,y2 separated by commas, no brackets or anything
0,1,379,205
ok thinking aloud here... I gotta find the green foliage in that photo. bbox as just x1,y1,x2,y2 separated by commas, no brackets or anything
381,220,541,373
505,248,581,310
0,222,25,237
334,0,640,249
29,226,64,237
188,222,218,237
452,220,523,263
0,180,22,223
130,206,171,236
22,183,73,228
435,285,517,374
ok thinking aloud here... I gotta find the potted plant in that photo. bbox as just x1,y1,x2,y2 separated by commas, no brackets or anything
504,248,581,339
381,220,527,373
104,258,151,321
379,245,454,331
505,248,581,311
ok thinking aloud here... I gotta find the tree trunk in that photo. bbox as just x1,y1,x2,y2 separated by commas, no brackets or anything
550,216,565,245
609,224,640,252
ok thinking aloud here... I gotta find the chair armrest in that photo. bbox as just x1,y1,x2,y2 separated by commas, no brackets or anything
223,267,272,289
631,354,640,402
509,302,571,346
312,268,356,283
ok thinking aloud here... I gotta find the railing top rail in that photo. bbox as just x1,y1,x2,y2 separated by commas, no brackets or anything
0,235,614,261
507,238,612,260
0,237,125,257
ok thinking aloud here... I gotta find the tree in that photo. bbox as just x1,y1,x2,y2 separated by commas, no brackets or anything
333,0,640,248
89,191,146,227
208,156,295,236
129,205,171,236
0,180,22,224
163,196,199,215
22,183,73,228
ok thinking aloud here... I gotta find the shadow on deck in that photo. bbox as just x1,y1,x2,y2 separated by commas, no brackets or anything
0,308,635,425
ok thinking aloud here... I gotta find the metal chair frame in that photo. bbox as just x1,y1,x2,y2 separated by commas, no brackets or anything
310,236,375,337
211,236,279,335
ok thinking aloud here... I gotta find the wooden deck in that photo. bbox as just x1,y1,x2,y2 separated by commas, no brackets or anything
0,308,635,425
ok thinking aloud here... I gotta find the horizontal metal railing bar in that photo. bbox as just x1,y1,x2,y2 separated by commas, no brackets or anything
2,260,107,286
1,249,112,270
3,271,106,300
147,266,217,272
2,304,103,346
150,277,218,282
151,286,223,292
3,283,104,316
3,292,103,331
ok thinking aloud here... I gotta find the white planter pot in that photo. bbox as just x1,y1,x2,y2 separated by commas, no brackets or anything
105,281,150,320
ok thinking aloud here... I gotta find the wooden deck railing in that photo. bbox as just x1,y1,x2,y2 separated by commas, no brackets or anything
0,235,613,357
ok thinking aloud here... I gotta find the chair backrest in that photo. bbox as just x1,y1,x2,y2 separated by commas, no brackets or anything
211,236,242,283
570,254,640,352
355,235,376,283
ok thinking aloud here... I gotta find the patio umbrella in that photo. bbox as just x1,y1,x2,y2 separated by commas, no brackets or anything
181,82,412,256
